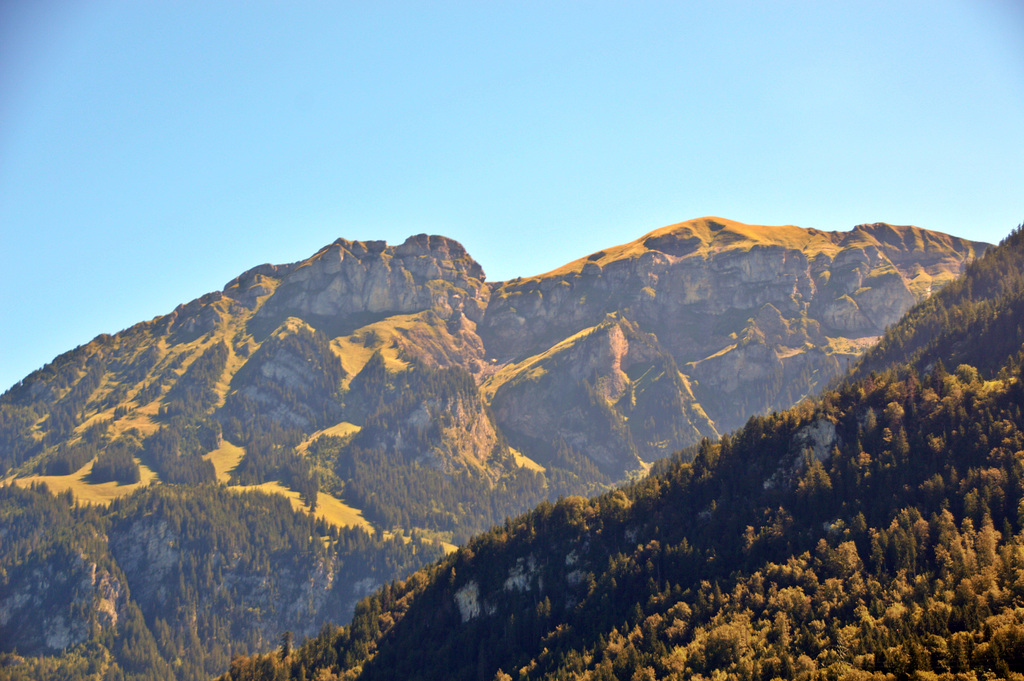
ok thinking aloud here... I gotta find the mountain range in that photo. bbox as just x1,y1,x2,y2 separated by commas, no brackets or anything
0,217,990,679
221,223,1024,680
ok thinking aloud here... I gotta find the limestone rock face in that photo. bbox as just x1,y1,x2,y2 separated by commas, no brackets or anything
252,234,488,336
163,293,227,342
487,317,718,478
223,262,299,309
226,318,346,430
107,504,365,651
385,309,488,373
350,365,510,477
762,417,841,491
108,517,181,606
0,550,129,656
480,218,985,433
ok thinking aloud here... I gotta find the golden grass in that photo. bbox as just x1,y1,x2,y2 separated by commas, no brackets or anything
518,217,851,285
927,270,963,289
701,342,739,362
9,437,369,531
502,217,967,294
825,335,882,356
77,409,113,434
119,405,161,437
204,440,245,483
330,315,417,387
230,481,374,532
774,346,804,360
331,337,378,387
510,447,546,473
908,272,936,299
296,422,361,454
382,528,458,554
275,316,314,337
11,458,159,505
215,333,249,408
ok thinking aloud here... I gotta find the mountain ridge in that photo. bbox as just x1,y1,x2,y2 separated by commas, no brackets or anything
479,217,986,439
0,216,991,679
3,217,987,482
217,222,1024,681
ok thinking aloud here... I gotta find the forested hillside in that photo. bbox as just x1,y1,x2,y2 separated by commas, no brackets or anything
0,483,441,680
220,223,1024,680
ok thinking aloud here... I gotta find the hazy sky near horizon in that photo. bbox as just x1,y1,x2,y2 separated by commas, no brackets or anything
1,1,1022,392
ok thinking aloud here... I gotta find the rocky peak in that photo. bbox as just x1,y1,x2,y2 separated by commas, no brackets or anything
251,234,489,337
223,262,297,308
392,234,483,277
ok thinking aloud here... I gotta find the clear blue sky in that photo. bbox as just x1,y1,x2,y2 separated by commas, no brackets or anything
2,1,1022,392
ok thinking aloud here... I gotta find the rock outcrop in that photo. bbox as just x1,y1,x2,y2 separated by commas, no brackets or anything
251,234,488,338
104,490,402,656
487,316,718,478
226,318,346,430
0,549,130,656
350,364,511,477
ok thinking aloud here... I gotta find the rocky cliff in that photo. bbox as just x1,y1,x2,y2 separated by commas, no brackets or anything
0,548,129,656
250,234,488,341
486,315,718,478
480,217,986,433
0,483,440,680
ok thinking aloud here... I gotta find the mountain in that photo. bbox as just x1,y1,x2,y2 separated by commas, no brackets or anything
0,217,988,679
220,223,1024,681
482,218,987,441
2,217,986,482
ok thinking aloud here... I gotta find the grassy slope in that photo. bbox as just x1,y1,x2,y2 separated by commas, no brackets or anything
510,447,546,473
230,480,375,533
204,440,245,482
481,324,599,399
9,458,159,504
522,217,842,283
296,422,362,454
